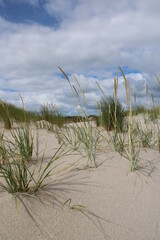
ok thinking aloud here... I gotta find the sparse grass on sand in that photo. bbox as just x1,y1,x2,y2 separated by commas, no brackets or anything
0,67,160,240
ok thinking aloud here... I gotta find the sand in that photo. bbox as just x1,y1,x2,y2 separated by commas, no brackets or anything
0,124,160,240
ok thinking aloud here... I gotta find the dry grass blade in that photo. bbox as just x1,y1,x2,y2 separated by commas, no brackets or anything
58,66,71,84
120,67,140,172
155,73,160,84
119,66,129,109
134,91,136,105
114,77,118,131
59,67,81,117
73,85,80,99
146,82,148,114
146,82,148,97
57,67,102,168
73,74,82,92
151,93,154,105
96,81,104,95
73,77,88,119
19,93,26,123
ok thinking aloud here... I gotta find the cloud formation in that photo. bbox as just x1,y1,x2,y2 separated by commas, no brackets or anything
0,0,160,113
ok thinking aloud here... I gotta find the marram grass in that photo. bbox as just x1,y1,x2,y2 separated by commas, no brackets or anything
58,66,102,168
0,142,66,194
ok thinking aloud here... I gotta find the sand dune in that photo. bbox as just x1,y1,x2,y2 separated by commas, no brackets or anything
0,125,160,240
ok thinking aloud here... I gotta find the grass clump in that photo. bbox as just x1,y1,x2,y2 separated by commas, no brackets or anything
0,142,65,194
137,124,154,148
0,101,38,127
120,66,140,172
132,106,146,116
123,129,140,172
10,124,35,162
0,101,12,129
107,131,126,154
149,105,160,122
99,96,125,132
0,132,12,164
94,116,101,127
55,122,101,168
74,122,101,168
58,66,102,168
40,103,65,128
0,97,68,196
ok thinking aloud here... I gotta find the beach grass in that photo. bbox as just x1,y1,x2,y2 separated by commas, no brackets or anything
0,66,160,200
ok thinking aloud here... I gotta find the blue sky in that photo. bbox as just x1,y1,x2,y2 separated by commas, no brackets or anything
0,0,59,26
0,0,160,114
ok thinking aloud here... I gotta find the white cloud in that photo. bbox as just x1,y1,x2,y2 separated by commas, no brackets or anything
0,0,160,113
44,0,75,19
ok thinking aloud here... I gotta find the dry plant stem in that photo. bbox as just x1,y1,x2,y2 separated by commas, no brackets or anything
151,93,156,142
120,67,140,172
134,91,136,115
128,84,133,171
58,67,101,168
155,73,160,84
19,93,26,123
119,66,129,110
154,74,160,148
114,77,117,132
146,82,148,116
58,66,82,118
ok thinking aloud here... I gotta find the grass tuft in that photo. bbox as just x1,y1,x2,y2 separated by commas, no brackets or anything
99,95,125,132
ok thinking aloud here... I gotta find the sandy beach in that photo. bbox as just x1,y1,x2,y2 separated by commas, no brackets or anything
0,123,160,240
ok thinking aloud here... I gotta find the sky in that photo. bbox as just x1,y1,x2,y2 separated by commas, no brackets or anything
0,0,160,115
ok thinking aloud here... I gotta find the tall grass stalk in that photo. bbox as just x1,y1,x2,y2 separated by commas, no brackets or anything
120,67,140,172
134,91,136,115
119,66,129,110
114,76,118,132
146,82,148,116
152,75,160,151
58,67,101,168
